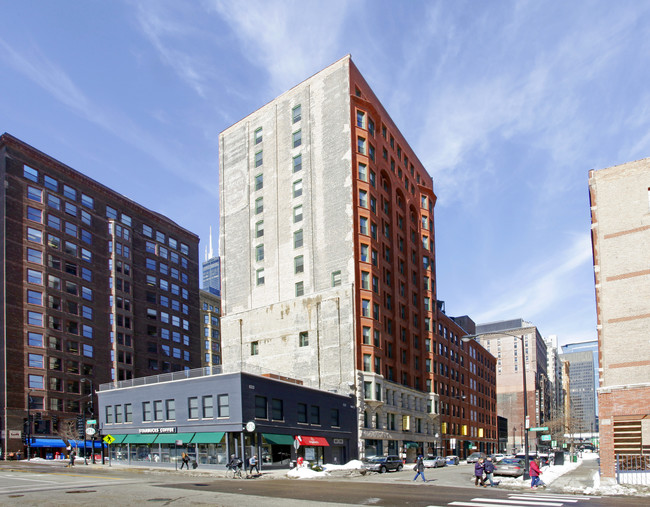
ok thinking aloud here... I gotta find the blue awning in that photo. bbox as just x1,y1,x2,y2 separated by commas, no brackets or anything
69,439,106,448
30,438,66,448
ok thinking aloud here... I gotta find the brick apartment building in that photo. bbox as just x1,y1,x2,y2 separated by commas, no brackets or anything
0,133,201,458
218,55,496,459
589,158,650,481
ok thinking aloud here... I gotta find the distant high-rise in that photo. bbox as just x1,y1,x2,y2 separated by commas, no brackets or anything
0,133,201,459
202,226,221,296
560,350,597,436
589,159,650,481
219,56,497,458
561,340,598,418
475,319,550,452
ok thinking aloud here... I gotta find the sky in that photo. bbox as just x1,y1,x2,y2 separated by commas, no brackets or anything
3,1,649,347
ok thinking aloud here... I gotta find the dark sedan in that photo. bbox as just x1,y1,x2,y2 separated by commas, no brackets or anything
362,455,404,473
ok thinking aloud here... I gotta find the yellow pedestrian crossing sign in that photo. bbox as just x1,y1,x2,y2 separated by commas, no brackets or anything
103,434,115,445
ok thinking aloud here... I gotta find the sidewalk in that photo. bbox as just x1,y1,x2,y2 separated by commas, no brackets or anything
547,455,599,493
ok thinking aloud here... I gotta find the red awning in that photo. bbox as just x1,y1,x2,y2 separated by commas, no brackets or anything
296,435,329,447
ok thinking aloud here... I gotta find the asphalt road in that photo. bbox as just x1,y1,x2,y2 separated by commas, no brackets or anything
0,461,643,507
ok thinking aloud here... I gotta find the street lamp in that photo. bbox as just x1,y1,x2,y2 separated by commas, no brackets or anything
462,332,530,480
80,378,95,464
26,390,33,461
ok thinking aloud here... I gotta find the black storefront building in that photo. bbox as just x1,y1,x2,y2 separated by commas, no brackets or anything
97,369,357,468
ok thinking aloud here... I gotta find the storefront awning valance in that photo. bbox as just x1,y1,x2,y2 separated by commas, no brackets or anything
296,435,329,447
69,439,106,448
123,434,157,444
404,442,420,449
108,434,127,444
190,432,225,444
154,433,195,444
30,438,66,448
262,433,294,445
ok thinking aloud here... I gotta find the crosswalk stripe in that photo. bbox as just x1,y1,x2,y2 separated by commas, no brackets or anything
508,496,578,503
449,503,552,507
460,499,564,506
517,494,598,500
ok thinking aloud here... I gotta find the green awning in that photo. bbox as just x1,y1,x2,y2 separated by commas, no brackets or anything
123,434,157,444
190,432,225,444
405,442,420,449
154,433,195,444
107,434,127,444
262,433,294,445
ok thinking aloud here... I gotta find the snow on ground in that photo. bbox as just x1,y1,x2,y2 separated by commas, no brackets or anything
288,460,365,479
493,456,582,489
323,460,365,471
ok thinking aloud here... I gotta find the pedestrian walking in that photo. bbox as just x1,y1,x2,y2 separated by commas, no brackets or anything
68,450,76,467
474,457,487,487
413,455,426,482
248,454,260,475
180,451,190,470
484,456,497,487
529,457,542,489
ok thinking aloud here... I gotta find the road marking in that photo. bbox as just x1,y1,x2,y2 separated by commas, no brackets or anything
508,496,578,503
449,500,563,507
0,475,59,484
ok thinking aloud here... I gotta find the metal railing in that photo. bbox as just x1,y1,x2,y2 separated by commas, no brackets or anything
616,454,650,485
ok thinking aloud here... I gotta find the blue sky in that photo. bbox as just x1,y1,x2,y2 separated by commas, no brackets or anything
3,1,649,347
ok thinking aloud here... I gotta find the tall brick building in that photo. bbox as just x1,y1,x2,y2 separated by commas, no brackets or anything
1,134,201,458
218,56,496,459
589,159,650,481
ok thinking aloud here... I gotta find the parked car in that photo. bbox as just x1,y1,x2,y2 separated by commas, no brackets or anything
363,455,404,473
494,457,525,477
422,455,446,468
445,455,460,466
466,452,487,463
490,453,505,461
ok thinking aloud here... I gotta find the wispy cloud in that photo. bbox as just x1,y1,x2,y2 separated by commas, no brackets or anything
471,232,593,324
0,35,218,197
208,0,352,94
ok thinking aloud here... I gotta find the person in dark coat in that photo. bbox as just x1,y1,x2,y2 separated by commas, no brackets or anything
484,456,497,487
474,458,486,487
413,455,426,482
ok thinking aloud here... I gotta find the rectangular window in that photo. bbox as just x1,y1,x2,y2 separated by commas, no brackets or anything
292,130,302,148
24,166,38,182
106,406,114,425
142,401,152,422
125,404,132,422
330,408,340,427
272,398,283,421
357,137,366,155
255,173,263,191
295,281,304,297
28,332,44,347
218,394,229,417
294,229,303,248
64,202,77,216
255,197,263,214
358,162,367,181
310,405,320,425
331,270,341,287
153,400,163,421
294,255,304,274
251,341,259,355
255,220,264,238
27,269,43,285
166,399,176,420
359,217,368,235
292,104,301,123
255,395,267,419
255,150,263,167
293,179,302,198
256,268,264,286
28,374,44,389
188,397,199,419
293,154,302,172
27,227,43,244
359,190,368,208
254,127,262,144
44,175,57,191
81,194,94,209
357,110,365,128
47,194,60,210
255,244,264,261
47,214,61,230
28,311,43,327
202,395,214,418
297,403,307,423
26,206,42,223
63,185,76,200
293,204,303,222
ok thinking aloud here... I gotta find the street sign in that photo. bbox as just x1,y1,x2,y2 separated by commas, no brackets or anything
293,439,300,450
86,419,97,425
103,435,116,444
86,427,96,436
541,435,552,441
528,426,549,432
551,440,557,447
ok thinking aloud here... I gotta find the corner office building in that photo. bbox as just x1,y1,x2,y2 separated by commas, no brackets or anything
219,56,497,459
1,134,200,458
589,159,650,481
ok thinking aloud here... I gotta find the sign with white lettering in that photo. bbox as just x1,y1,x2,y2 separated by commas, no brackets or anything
139,427,177,434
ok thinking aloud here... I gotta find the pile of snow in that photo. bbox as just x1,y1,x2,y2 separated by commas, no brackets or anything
323,460,365,471
287,460,365,479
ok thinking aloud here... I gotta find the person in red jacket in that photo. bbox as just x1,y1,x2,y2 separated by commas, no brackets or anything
529,457,541,489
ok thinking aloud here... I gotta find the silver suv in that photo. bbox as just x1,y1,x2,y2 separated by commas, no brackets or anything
467,452,487,463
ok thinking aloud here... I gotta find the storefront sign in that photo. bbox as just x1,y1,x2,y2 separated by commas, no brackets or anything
332,439,344,445
139,427,177,434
